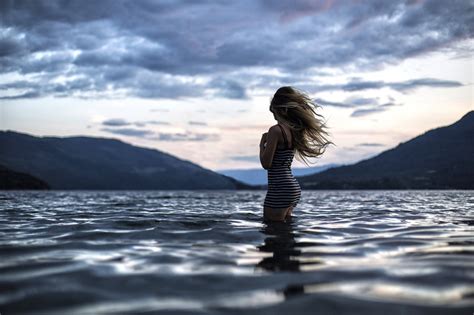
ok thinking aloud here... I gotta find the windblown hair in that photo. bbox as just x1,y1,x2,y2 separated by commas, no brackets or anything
270,86,335,166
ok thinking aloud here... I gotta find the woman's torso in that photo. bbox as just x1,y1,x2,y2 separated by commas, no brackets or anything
264,123,301,208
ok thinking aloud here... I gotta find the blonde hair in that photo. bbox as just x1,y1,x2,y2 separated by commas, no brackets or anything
270,86,335,166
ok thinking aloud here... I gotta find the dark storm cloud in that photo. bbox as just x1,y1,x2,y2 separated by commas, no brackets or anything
0,0,472,100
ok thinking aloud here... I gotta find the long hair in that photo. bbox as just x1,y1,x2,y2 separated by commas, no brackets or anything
270,86,335,166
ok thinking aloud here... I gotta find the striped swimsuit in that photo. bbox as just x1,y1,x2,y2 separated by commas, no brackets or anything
263,124,302,209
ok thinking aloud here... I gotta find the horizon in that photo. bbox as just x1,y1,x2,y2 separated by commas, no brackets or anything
1,0,472,171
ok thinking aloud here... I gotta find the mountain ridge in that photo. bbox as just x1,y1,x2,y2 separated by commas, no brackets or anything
0,130,255,190
296,110,474,189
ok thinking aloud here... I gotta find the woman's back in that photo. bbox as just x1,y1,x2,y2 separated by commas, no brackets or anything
270,124,295,168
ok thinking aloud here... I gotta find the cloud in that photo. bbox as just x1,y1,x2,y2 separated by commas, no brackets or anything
0,0,472,100
156,132,220,142
315,95,387,108
386,78,464,92
101,118,170,127
344,96,379,106
101,126,219,141
138,120,170,126
316,95,401,117
101,127,154,137
207,78,249,99
314,78,463,94
314,98,352,108
0,91,41,99
351,106,391,117
188,121,208,126
102,118,130,126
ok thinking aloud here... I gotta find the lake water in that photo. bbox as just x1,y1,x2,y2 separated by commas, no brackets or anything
1,190,473,314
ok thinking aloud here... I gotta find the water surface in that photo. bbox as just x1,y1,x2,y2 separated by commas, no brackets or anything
1,190,473,314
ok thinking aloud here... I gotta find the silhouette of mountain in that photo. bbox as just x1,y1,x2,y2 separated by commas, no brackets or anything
0,131,254,190
297,111,474,189
218,163,340,185
0,164,50,190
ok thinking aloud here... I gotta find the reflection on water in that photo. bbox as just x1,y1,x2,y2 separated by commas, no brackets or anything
257,219,302,272
257,219,315,303
0,190,473,314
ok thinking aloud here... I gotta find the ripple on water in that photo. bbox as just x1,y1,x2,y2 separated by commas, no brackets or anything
0,190,473,314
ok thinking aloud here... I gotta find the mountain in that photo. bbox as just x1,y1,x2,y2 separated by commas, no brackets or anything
218,163,340,185
0,164,50,190
296,111,474,189
0,131,255,190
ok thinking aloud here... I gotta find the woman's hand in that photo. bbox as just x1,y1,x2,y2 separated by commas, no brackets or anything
260,132,268,149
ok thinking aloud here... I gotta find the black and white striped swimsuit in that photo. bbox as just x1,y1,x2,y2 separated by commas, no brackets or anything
263,124,301,209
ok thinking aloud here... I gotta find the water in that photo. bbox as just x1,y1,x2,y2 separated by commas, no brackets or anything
0,190,473,315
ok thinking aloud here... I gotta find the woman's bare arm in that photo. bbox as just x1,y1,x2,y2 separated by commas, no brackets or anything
259,126,279,170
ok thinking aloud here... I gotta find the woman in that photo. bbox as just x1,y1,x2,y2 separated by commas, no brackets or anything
259,86,334,222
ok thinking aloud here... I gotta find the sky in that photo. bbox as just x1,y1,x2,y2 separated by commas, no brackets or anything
0,0,473,171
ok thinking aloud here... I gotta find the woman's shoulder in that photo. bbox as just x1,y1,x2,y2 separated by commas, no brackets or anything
267,124,283,138
268,124,282,132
